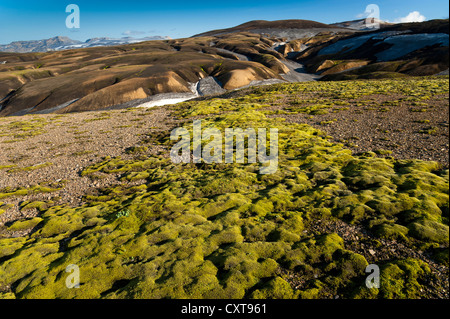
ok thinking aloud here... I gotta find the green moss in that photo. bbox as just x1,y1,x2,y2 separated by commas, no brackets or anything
0,183,63,200
0,165,16,170
70,150,94,156
373,223,409,241
418,126,438,135
250,198,274,216
7,162,53,173
319,119,337,125
32,207,86,238
20,201,53,212
83,116,111,122
8,217,43,231
379,258,431,299
299,288,321,299
374,149,393,156
242,220,277,242
125,146,148,154
429,247,449,266
331,250,368,281
250,277,298,299
1,118,48,140
0,292,16,299
407,219,449,243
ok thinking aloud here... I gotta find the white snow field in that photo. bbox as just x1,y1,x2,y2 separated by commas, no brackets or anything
318,31,448,62
375,33,449,61
136,96,196,108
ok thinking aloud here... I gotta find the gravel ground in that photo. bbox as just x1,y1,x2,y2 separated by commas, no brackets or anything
278,93,449,168
0,106,175,235
304,217,449,299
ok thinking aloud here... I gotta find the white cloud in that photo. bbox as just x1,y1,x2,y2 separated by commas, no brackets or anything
394,11,426,23
122,30,146,36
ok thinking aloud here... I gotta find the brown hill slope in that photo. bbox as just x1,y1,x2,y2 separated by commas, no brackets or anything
0,33,292,116
193,19,352,38
275,19,449,80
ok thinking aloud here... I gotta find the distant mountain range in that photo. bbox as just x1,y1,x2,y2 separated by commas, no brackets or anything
193,19,355,41
192,18,396,39
0,35,171,53
330,18,394,30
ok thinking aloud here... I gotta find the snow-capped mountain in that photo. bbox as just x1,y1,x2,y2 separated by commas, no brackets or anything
330,18,394,30
0,35,171,53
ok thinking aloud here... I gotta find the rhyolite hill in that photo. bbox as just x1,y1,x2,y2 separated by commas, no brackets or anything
0,36,172,53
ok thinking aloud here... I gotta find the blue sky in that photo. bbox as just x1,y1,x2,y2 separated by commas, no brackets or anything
0,0,448,43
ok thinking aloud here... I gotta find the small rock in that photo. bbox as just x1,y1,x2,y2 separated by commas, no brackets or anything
368,249,376,256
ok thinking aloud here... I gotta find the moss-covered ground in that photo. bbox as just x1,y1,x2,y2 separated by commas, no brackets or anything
0,77,448,299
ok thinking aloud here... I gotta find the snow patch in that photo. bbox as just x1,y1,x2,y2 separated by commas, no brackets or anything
375,33,449,61
136,97,195,108
317,31,448,61
318,30,412,56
